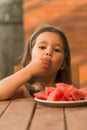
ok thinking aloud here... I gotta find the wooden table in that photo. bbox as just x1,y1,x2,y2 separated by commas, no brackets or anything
0,98,87,130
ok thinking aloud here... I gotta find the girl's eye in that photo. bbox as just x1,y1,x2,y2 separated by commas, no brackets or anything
54,48,60,52
39,46,46,49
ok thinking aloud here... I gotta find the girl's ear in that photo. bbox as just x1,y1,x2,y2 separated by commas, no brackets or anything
60,60,66,70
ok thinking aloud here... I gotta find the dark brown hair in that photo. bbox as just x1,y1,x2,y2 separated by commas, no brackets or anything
21,24,72,85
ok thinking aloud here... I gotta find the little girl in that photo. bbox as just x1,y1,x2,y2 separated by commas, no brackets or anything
0,24,72,100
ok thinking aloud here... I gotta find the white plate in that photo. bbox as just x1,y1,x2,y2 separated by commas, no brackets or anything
34,97,87,107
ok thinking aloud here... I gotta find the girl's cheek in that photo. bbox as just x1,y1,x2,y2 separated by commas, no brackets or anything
53,56,64,67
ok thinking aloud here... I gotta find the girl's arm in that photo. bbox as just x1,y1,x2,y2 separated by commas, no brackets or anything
0,56,51,100
10,85,30,100
0,66,33,100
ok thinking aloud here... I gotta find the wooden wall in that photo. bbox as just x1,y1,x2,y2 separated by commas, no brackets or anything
0,1,24,79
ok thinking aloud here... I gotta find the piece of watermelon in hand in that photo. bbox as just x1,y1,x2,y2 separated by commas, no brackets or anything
34,91,48,100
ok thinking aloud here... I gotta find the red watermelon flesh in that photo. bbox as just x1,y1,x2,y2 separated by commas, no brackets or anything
34,91,48,100
79,87,87,99
63,85,80,101
47,83,68,101
34,83,87,101
45,87,55,96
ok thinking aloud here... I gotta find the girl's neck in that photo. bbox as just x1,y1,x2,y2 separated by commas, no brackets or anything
42,80,55,87
39,77,56,87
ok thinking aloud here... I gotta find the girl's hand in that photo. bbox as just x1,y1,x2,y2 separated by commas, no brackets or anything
26,56,52,77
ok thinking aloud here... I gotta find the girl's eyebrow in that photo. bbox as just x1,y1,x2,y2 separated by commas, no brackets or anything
37,41,47,45
37,41,47,44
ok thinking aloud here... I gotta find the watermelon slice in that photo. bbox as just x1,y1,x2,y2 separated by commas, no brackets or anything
34,91,48,100
45,87,55,96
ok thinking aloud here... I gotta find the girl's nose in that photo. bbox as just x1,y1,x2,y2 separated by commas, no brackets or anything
45,51,52,57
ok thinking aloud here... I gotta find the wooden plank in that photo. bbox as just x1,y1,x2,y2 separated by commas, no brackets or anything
65,107,87,130
71,64,80,88
0,99,36,130
29,103,65,130
0,101,11,117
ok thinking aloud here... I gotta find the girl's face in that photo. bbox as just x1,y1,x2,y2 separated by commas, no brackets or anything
31,32,64,79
